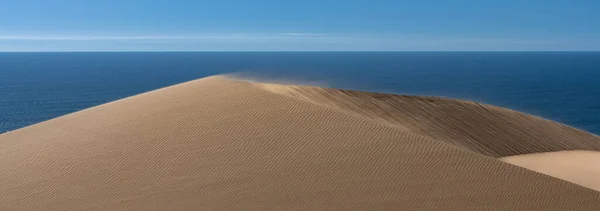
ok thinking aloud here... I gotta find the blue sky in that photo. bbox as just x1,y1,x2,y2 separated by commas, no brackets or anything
1,0,599,51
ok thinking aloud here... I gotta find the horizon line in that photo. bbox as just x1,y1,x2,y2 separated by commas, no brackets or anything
1,50,599,53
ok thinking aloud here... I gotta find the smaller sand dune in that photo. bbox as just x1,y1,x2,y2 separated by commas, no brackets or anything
502,150,600,191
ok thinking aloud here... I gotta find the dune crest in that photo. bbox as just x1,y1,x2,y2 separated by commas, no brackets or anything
1,76,599,210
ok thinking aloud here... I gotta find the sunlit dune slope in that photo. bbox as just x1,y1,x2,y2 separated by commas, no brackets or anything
502,150,600,191
1,76,599,210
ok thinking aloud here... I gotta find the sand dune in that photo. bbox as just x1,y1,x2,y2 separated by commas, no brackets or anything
1,76,599,210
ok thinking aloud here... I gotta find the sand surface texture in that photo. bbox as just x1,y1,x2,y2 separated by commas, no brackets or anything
502,150,600,192
1,76,599,210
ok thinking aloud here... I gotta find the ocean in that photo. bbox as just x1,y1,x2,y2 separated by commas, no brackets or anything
1,52,600,134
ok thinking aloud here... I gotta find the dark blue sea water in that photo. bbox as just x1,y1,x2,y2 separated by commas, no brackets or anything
1,52,600,134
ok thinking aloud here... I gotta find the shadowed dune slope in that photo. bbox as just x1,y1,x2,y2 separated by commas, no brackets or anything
1,76,599,210
260,83,600,157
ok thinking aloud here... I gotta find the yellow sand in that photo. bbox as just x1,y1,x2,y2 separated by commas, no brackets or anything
1,76,599,210
502,150,600,191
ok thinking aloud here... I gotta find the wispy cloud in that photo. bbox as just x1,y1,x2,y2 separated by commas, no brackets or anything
1,33,598,51
0,36,188,41
279,33,326,37
0,33,331,41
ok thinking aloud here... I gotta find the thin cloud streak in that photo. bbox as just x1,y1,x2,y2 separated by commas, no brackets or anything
0,33,330,41
0,33,597,51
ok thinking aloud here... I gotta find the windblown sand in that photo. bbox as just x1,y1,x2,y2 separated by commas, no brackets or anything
1,76,599,210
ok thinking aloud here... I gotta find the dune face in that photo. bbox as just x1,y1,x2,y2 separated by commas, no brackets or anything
1,76,599,210
261,83,600,157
